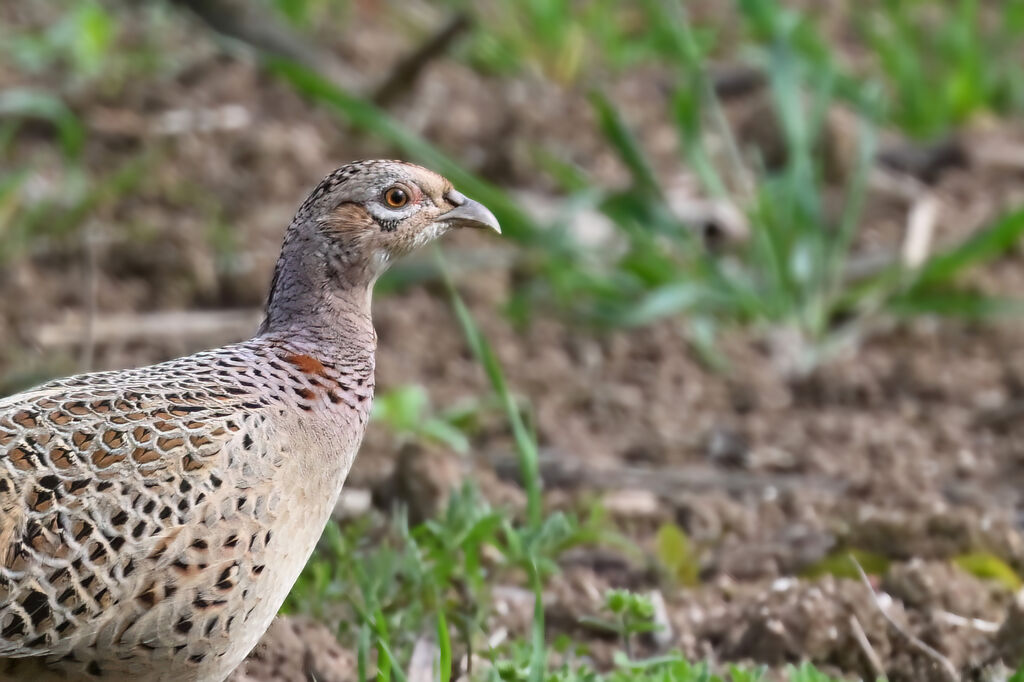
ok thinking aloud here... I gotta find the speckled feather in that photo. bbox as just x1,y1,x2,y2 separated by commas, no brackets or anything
0,160,493,681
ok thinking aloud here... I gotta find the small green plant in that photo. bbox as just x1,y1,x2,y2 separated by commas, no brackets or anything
736,0,1024,138
285,484,502,662
801,549,890,581
655,523,700,586
289,276,859,681
269,0,342,28
954,552,1023,591
542,2,1024,369
579,589,658,660
448,0,694,81
272,4,1024,374
372,384,478,454
1,0,174,93
1,1,115,81
856,0,1024,139
785,663,844,682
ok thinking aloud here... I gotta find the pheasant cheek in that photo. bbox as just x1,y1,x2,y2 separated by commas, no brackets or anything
376,231,413,261
375,216,423,259
328,203,378,235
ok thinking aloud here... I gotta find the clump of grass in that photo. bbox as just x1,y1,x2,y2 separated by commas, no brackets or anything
372,384,492,454
269,2,1024,374
578,589,659,660
287,281,860,680
285,262,607,674
542,1,1024,369
854,0,1024,139
444,0,688,81
1,0,178,93
0,130,151,266
736,0,1024,138
1,1,115,83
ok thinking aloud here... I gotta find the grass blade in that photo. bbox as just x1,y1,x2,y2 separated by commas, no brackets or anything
0,88,84,159
357,624,370,682
590,89,662,198
527,562,546,682
437,609,452,682
912,207,1024,288
888,291,1024,319
374,607,391,682
437,250,543,529
376,637,408,682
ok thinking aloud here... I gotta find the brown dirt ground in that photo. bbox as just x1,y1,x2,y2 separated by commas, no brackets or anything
6,3,1024,680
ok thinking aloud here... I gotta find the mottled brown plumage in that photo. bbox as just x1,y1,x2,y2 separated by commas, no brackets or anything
0,161,499,681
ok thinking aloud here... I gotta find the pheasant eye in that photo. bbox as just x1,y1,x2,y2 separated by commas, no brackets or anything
383,186,410,209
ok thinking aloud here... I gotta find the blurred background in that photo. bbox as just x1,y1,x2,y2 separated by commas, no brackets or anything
5,1,1024,680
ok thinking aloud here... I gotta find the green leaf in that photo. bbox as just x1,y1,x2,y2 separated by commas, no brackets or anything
374,606,392,682
420,420,470,455
801,549,890,580
786,662,835,682
729,664,768,682
528,565,547,682
954,552,1023,591
357,624,370,682
913,207,1024,288
888,290,1024,319
441,252,543,529
590,89,662,198
655,523,699,586
0,88,84,158
605,588,628,614
71,2,114,75
372,385,428,430
437,609,452,682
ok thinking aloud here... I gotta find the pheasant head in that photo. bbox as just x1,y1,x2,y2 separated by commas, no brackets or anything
260,160,500,334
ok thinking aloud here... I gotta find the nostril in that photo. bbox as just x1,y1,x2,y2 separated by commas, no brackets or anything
445,189,467,206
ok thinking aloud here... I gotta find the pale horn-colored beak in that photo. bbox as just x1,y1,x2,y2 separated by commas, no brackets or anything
442,190,501,233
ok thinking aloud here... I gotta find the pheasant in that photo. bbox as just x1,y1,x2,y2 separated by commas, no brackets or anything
0,160,500,681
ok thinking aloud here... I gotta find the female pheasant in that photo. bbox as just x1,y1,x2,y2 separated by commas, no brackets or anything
0,161,499,681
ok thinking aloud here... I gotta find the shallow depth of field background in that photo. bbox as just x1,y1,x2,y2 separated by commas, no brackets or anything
5,1,1024,680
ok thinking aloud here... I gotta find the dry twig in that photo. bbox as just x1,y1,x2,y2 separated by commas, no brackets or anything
851,556,959,681
489,449,848,497
36,310,262,349
849,614,885,679
169,0,361,88
372,13,471,106
934,610,999,634
902,193,941,269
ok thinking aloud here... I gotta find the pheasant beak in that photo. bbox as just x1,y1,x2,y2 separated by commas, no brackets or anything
441,190,501,234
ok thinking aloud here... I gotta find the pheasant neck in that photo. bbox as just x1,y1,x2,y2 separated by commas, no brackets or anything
258,245,377,358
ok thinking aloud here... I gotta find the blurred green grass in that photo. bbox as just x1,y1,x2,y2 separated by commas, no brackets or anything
270,0,1024,371
8,0,1024,366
